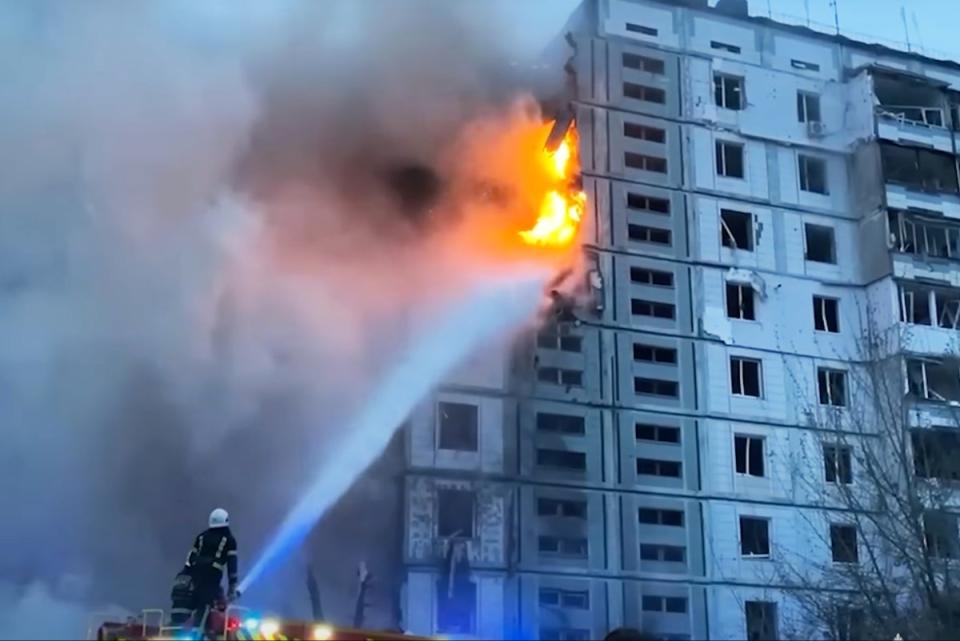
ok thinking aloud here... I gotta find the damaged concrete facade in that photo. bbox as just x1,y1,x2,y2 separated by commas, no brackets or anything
399,1,960,639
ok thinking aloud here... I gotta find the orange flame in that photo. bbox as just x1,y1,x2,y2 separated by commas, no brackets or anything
519,124,586,248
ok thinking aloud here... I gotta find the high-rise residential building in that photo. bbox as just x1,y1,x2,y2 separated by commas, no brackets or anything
399,0,960,639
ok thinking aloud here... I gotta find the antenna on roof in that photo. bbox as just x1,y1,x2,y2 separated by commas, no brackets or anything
765,0,772,18
802,0,811,27
900,5,913,52
829,0,841,35
910,11,926,54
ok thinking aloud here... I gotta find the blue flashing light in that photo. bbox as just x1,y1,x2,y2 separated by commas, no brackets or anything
243,617,261,632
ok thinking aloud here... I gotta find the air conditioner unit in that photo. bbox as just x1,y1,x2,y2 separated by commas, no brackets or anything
806,120,828,138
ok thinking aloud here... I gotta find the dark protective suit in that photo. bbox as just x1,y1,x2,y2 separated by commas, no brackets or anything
181,526,238,623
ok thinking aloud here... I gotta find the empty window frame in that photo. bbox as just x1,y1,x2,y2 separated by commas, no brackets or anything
623,82,666,104
437,488,476,537
726,283,756,320
720,209,753,250
633,343,678,363
537,367,583,387
824,443,853,484
830,524,859,563
711,41,742,55
537,330,583,353
537,448,587,470
817,368,847,407
924,511,959,559
734,435,765,477
804,223,836,263
639,507,684,526
880,143,960,193
813,296,840,332
791,59,821,72
639,544,686,562
636,423,681,443
634,377,679,398
739,516,770,556
625,23,658,37
797,91,822,123
630,267,674,287
628,223,672,245
538,536,589,558
623,122,666,142
730,357,762,397
536,412,586,435
716,140,745,178
627,192,670,214
438,402,479,452
745,601,779,641
912,430,960,481
622,52,665,74
799,155,829,194
907,359,960,402
714,73,744,109
625,152,668,173
539,588,590,610
888,211,960,259
642,595,688,613
631,299,676,319
637,457,682,477
537,498,587,519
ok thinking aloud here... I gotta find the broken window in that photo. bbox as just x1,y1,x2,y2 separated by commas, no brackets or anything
630,267,674,287
538,536,588,558
936,290,960,329
639,544,686,562
631,299,675,319
539,588,590,610
625,23,658,37
626,192,670,214
628,223,671,244
637,457,682,478
537,498,587,519
714,73,744,109
438,402,479,452
823,444,853,484
437,488,476,537
537,448,587,471
623,82,666,104
881,143,959,193
799,155,829,194
711,41,742,55
873,73,946,127
634,377,679,398
734,435,765,477
720,208,753,250
537,329,583,353
716,140,745,178
804,223,836,263
642,596,688,613
745,601,779,641
830,524,858,563
888,210,960,259
726,283,756,320
730,357,762,397
537,367,583,387
633,343,677,363
625,152,667,173
639,507,684,526
912,430,960,481
797,91,822,123
536,412,585,435
817,368,847,407
739,517,770,556
924,511,959,559
791,59,820,72
900,285,932,325
813,296,839,332
635,423,680,443
622,52,665,74
907,359,960,402
623,122,666,143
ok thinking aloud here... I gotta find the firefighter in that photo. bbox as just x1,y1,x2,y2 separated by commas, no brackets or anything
182,508,240,626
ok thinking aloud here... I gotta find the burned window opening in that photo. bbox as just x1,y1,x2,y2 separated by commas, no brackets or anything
628,223,672,245
912,430,960,481
804,223,836,264
721,209,753,250
623,122,666,143
739,516,770,556
813,296,839,332
888,210,960,259
726,283,756,320
623,82,666,104
881,143,959,193
907,359,960,403
873,73,947,127
730,357,762,397
621,52,665,74
627,192,670,214
437,488,476,537
438,402,479,452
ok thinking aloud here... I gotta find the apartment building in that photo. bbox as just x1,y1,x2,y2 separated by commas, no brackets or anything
399,0,960,639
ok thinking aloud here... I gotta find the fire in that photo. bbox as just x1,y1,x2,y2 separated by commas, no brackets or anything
519,123,587,248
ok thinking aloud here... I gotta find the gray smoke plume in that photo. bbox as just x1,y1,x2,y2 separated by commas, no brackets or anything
0,0,575,637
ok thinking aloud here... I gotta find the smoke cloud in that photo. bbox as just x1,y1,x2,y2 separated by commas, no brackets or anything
0,0,577,637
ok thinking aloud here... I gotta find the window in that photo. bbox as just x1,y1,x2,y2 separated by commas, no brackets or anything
804,223,836,263
642,595,688,613
622,52,664,74
437,489,475,537
632,299,676,319
438,402,478,452
539,588,590,610
734,435,765,477
817,368,847,407
537,367,583,387
824,444,853,484
538,536,588,558
924,511,959,559
813,296,839,332
745,601,778,641
913,430,960,480
625,152,667,173
791,59,820,72
630,267,674,287
537,498,587,519
537,448,586,471
537,330,582,353
730,357,762,397
714,73,744,109
639,544,686,562
726,283,755,320
624,122,666,142
740,516,770,556
634,377,679,397
633,344,677,364
835,607,865,641
536,412,585,436
636,423,681,443
540,628,590,641
637,457,682,477
623,82,666,104
639,508,684,526
721,209,753,250
628,223,671,244
711,40,742,54
627,192,670,214
797,91,821,123
625,23,657,37
716,141,745,178
799,155,829,194
830,524,858,563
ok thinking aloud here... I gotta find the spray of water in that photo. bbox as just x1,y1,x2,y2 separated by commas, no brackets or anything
239,264,550,593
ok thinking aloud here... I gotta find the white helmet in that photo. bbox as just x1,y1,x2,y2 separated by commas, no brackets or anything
209,508,229,528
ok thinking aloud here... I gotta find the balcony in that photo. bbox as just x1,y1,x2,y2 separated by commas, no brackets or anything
898,283,960,354
881,144,960,216
874,72,953,153
889,210,960,286
907,358,960,405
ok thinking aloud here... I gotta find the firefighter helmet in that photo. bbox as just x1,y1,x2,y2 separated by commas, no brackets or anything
209,508,229,528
